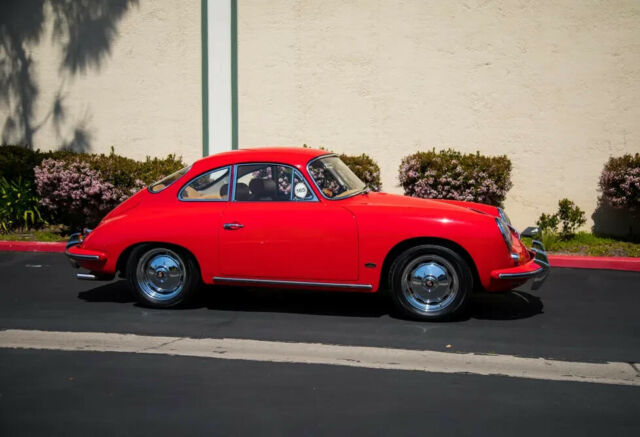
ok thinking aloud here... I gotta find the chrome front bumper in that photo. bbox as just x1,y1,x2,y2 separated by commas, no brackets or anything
495,240,550,291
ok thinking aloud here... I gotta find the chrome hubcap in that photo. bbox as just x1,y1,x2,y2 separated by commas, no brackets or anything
136,248,185,302
401,255,459,313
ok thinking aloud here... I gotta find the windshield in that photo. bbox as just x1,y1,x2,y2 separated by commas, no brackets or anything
308,156,366,199
148,166,190,193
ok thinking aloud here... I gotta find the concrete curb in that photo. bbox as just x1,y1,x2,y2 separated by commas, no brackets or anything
1,241,639,272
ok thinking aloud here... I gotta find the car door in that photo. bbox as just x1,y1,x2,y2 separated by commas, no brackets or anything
218,163,359,281
177,166,233,273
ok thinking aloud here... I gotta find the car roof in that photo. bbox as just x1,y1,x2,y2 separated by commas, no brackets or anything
194,147,330,170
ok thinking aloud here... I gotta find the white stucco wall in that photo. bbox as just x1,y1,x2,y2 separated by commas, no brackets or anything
238,0,640,230
0,0,202,164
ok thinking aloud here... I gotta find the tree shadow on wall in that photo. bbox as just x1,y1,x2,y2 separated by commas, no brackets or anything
592,202,640,242
0,0,139,150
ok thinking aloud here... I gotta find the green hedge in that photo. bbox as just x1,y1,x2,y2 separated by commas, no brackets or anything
0,146,185,190
0,146,77,183
0,146,185,232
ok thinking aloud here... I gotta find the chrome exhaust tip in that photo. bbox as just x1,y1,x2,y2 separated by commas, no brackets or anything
76,273,97,281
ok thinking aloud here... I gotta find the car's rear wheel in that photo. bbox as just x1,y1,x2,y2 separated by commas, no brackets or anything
388,244,473,321
126,245,200,308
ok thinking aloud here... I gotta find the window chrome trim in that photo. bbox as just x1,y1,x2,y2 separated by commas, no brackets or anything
148,165,192,194
232,162,318,202
495,217,513,251
177,165,232,202
306,154,368,201
498,207,511,225
213,276,372,290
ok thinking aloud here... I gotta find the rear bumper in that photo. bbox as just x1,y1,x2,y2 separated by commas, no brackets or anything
490,240,550,291
65,231,112,281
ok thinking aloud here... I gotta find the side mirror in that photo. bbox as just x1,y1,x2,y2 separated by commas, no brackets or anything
521,226,541,239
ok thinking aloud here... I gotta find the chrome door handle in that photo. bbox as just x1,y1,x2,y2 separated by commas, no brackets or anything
223,223,244,230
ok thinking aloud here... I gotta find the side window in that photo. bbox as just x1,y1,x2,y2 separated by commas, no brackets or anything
234,164,316,201
292,170,315,201
179,167,231,201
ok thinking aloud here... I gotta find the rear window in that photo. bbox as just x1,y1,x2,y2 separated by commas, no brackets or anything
148,166,190,193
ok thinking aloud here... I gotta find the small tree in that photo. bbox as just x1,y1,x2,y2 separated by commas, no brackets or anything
536,199,586,240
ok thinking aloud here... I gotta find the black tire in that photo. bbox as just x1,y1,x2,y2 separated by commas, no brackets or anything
126,244,201,308
387,244,473,321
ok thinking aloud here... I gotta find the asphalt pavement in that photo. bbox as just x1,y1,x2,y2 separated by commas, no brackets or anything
1,251,639,436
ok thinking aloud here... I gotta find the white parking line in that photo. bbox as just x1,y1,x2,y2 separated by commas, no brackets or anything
1,329,638,386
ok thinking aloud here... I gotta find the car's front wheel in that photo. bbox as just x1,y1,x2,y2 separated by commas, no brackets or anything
126,245,200,308
388,244,473,321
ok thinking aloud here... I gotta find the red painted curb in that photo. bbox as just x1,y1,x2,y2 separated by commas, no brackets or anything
548,255,640,272
0,241,66,253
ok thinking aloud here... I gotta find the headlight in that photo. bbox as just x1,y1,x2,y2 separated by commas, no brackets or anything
495,217,513,251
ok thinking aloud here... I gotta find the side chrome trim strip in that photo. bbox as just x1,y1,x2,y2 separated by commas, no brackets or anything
213,276,373,290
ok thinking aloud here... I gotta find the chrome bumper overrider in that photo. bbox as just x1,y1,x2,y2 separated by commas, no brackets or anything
498,240,550,291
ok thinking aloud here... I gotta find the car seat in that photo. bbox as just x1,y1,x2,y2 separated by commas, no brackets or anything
249,178,276,201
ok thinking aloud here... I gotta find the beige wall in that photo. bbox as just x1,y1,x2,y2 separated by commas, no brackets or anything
238,0,640,231
0,0,202,164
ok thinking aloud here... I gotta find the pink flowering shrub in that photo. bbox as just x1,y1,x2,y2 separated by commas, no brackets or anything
34,159,144,227
399,149,512,206
599,154,640,211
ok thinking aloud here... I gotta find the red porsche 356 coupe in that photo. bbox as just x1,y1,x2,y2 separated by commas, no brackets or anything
66,147,548,320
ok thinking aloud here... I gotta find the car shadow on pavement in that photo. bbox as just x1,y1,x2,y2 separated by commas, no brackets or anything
78,281,543,321
470,290,543,320
202,285,389,318
78,281,135,304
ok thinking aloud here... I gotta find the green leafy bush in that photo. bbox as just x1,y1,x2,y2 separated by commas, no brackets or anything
536,213,559,233
536,198,587,240
598,153,640,211
0,176,44,233
398,149,512,206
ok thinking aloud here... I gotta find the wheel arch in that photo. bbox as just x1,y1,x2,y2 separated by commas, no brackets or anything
379,237,481,292
116,241,203,280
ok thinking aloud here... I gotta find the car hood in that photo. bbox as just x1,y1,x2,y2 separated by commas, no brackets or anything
344,192,499,218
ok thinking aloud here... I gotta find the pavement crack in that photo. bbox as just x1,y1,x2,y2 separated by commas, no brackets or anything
142,338,182,352
627,362,640,375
